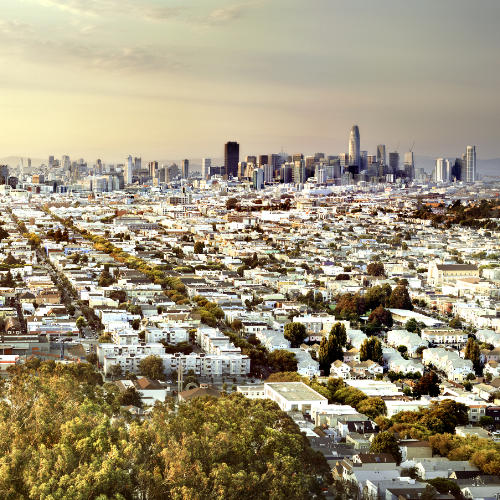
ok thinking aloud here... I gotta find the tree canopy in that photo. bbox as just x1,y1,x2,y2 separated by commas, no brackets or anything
0,362,330,499
284,322,307,348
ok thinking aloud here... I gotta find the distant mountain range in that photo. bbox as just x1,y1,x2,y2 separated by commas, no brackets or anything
1,155,499,177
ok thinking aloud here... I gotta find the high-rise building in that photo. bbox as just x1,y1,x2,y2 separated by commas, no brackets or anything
48,155,54,168
125,155,133,184
465,145,476,182
348,125,360,168
201,158,211,180
181,159,189,179
404,152,415,180
134,157,141,173
434,158,450,183
258,155,268,167
451,158,463,181
237,161,247,179
224,142,239,178
148,161,159,178
280,164,293,183
0,165,9,184
292,160,306,184
360,150,368,171
388,152,400,171
376,145,386,166
252,168,264,190
246,155,257,165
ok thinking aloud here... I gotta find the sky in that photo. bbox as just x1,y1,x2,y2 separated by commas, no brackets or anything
0,0,499,163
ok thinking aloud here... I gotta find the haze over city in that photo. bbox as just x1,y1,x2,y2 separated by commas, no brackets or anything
1,0,499,160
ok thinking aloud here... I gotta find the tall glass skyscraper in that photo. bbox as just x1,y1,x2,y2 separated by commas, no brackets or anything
465,145,476,182
348,125,360,168
224,141,239,178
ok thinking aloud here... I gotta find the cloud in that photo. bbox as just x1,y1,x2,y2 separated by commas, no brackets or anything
32,0,184,22
0,18,183,73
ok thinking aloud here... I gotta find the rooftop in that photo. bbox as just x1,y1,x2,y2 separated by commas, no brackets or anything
265,382,327,402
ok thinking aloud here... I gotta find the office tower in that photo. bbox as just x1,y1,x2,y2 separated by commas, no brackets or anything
292,153,304,163
388,152,400,171
360,150,368,171
62,155,70,169
181,159,189,179
451,158,463,181
434,158,450,183
0,165,9,184
292,159,306,184
338,153,348,169
280,164,293,183
201,158,211,180
252,168,264,190
148,161,159,178
237,162,247,179
317,168,326,184
367,155,377,166
133,157,141,173
125,155,133,184
404,152,415,180
258,155,268,167
27,158,31,168
376,145,386,166
465,146,476,182
263,164,273,183
224,141,239,178
166,164,179,182
246,155,257,165
348,125,360,168
48,155,54,168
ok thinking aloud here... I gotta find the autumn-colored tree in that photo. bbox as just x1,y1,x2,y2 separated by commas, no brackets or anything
413,370,440,397
366,262,385,277
357,397,387,420
464,338,482,374
359,337,383,363
139,355,165,380
368,305,393,328
284,322,307,347
369,431,402,464
389,285,414,310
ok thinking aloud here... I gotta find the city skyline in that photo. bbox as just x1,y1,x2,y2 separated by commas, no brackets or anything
0,0,499,159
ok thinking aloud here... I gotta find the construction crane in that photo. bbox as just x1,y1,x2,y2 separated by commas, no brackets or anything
409,141,415,153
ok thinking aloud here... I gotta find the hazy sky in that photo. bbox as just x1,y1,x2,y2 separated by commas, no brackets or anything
0,0,499,162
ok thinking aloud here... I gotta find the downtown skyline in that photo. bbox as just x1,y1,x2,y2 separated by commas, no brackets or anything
0,0,499,160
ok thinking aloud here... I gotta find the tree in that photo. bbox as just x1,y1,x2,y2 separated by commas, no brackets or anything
368,305,393,328
389,285,414,310
107,363,123,380
367,262,385,277
119,386,142,408
359,337,382,363
98,332,112,343
284,322,307,348
75,315,86,332
413,370,440,397
369,431,402,464
193,241,205,254
449,316,463,329
225,197,238,210
464,338,482,374
86,352,98,366
267,350,298,373
357,397,387,420
139,355,165,380
405,318,421,333
479,415,494,427
0,226,9,241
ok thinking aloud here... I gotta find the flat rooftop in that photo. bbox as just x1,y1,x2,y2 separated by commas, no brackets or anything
265,382,327,402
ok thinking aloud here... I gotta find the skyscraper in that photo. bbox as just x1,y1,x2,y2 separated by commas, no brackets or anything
224,141,239,178
465,145,476,182
348,125,360,168
201,158,211,180
376,145,386,166
181,159,189,179
388,152,400,171
434,158,450,183
404,152,415,180
125,155,133,184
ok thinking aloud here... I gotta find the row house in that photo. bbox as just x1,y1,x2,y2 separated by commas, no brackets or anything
422,348,473,382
